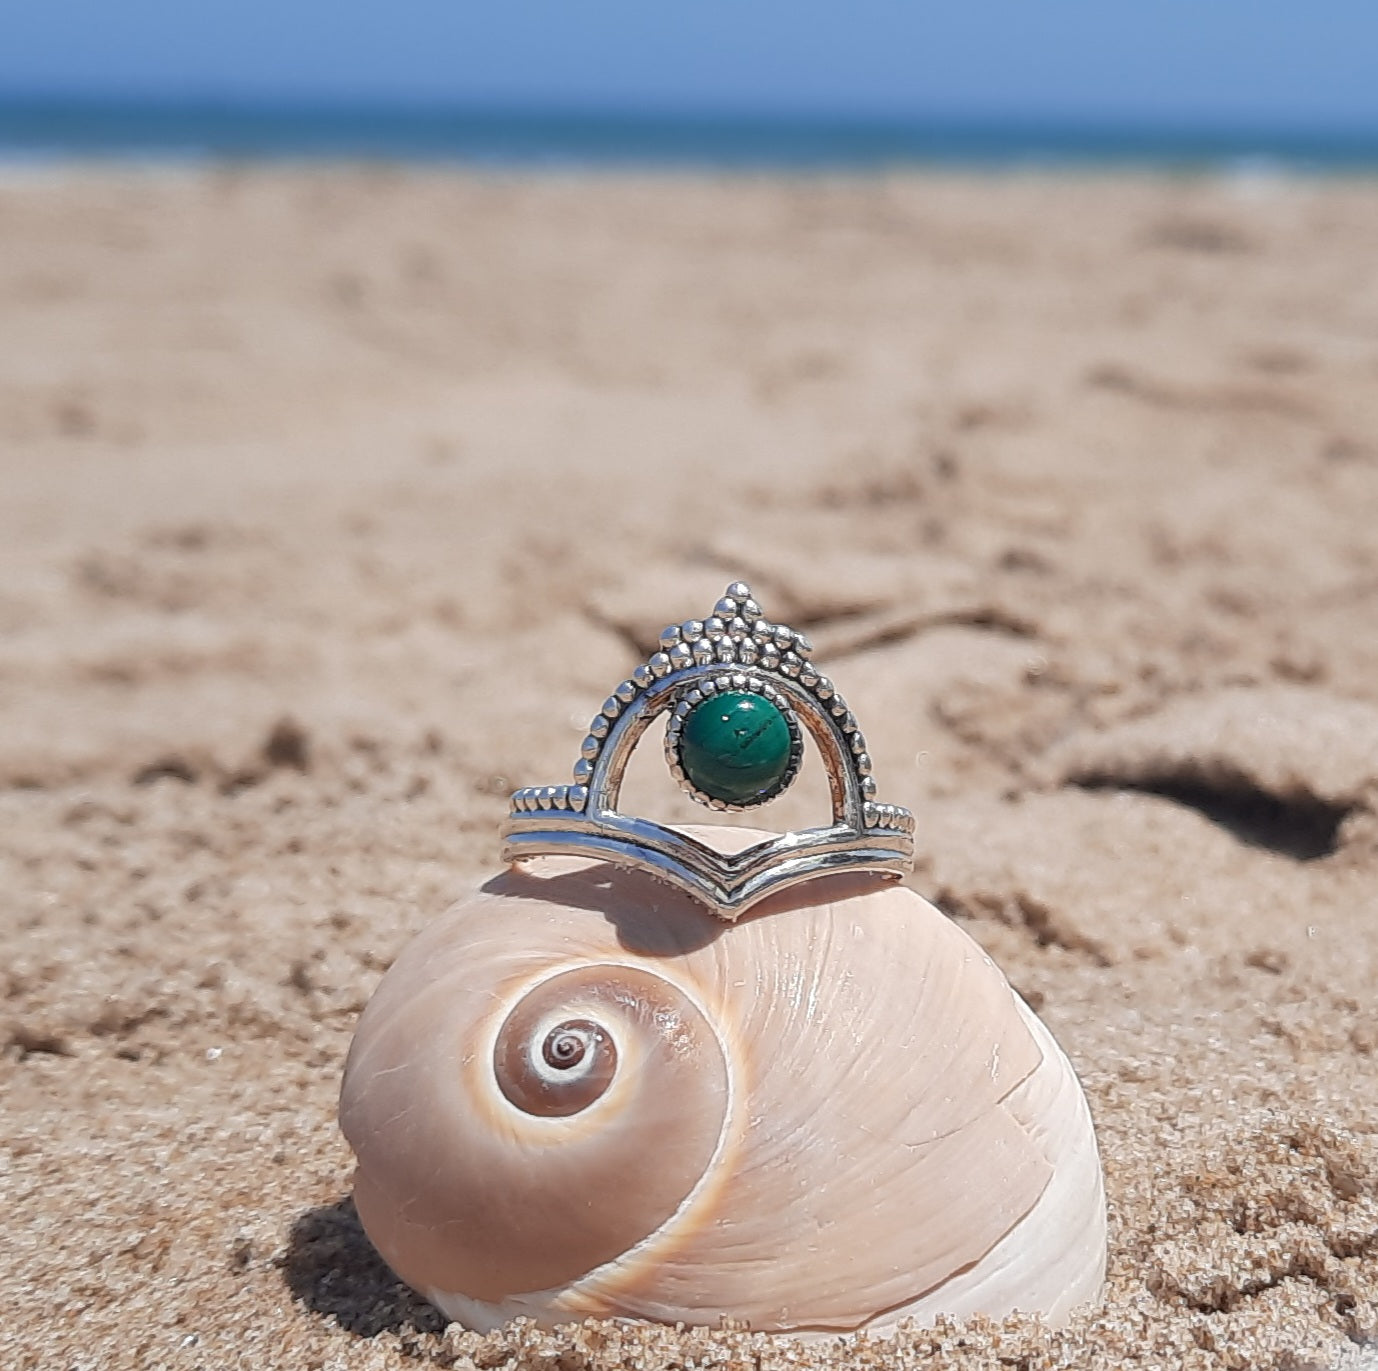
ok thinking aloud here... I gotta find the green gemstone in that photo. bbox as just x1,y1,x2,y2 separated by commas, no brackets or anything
679,691,793,805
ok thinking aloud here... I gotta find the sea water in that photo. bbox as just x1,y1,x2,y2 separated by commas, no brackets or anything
2,96,1377,172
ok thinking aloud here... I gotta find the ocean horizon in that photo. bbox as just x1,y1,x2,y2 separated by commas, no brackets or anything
4,94,1378,172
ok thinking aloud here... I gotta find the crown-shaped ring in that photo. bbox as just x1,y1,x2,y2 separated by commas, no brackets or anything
501,582,914,919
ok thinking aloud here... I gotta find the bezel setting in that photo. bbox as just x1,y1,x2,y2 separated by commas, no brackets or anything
664,674,804,812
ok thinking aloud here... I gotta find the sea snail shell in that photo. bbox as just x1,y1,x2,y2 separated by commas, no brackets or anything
339,830,1107,1335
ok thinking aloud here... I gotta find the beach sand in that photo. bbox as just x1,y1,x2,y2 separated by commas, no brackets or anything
2,166,1376,1369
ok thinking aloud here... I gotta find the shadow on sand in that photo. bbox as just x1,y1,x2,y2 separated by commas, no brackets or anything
280,1196,448,1340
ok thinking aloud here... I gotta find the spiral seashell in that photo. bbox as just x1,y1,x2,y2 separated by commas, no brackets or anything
339,829,1107,1335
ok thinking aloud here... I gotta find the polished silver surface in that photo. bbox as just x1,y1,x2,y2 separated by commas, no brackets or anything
501,583,915,919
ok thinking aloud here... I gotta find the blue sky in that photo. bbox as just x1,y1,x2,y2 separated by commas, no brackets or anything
4,2,1378,132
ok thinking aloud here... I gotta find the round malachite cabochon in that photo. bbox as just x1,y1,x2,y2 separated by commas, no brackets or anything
678,691,794,806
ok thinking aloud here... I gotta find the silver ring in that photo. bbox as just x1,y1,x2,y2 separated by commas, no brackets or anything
501,582,914,919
